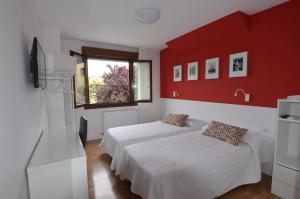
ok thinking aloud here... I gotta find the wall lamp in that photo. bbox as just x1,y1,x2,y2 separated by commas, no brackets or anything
234,89,250,102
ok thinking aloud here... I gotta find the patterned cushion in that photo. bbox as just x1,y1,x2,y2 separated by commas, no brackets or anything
163,114,189,127
203,121,247,145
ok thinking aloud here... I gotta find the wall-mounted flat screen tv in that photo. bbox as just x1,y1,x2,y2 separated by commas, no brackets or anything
30,37,46,89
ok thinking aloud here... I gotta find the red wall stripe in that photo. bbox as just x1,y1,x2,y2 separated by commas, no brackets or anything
160,1,300,108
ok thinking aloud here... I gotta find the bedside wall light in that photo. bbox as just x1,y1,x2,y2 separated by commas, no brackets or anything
173,91,179,98
234,89,250,102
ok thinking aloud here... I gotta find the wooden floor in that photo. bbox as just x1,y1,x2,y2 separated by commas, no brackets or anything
86,140,281,199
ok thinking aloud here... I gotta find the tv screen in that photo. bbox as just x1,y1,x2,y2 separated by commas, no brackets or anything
30,37,46,89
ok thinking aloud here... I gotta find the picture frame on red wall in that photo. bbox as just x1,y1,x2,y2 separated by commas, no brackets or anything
174,65,182,82
205,57,219,79
187,61,199,81
229,51,248,78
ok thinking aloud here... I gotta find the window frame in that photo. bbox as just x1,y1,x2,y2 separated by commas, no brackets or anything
70,50,88,108
71,47,152,109
133,60,153,103
84,55,137,109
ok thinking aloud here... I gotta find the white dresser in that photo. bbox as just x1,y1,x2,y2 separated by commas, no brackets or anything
272,99,300,199
27,128,88,199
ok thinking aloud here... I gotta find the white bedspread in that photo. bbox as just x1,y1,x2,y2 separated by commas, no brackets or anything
120,132,268,199
100,121,204,157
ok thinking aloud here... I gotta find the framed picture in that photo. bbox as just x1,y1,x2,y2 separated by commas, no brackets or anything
187,61,198,80
229,51,248,77
173,65,182,82
205,57,219,79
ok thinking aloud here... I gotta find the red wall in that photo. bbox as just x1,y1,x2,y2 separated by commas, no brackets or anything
160,1,300,108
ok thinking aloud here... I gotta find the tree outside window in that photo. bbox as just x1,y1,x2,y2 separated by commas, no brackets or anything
88,59,130,104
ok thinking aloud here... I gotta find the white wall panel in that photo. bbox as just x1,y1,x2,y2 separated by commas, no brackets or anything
161,98,277,136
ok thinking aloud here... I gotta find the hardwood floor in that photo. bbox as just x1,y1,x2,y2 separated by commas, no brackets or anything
86,140,281,199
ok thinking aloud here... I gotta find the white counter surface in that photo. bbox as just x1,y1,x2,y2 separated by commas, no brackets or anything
28,128,86,167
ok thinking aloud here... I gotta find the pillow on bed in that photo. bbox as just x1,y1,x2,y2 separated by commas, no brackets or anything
163,114,189,127
203,121,247,145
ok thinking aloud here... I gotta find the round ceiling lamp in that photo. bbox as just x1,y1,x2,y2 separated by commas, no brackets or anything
135,8,160,24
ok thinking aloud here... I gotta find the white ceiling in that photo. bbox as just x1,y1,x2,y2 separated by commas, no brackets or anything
34,0,287,50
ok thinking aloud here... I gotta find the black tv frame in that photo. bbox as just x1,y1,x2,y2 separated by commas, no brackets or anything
30,37,46,89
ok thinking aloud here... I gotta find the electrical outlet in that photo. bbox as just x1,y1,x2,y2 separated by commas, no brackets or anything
245,94,250,102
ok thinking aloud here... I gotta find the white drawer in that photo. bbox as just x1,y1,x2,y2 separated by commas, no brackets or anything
273,163,300,189
272,179,300,199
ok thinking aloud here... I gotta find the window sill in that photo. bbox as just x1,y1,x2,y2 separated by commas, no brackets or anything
74,104,85,109
84,103,137,110
136,100,152,103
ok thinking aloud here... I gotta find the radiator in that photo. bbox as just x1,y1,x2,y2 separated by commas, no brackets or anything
102,108,138,132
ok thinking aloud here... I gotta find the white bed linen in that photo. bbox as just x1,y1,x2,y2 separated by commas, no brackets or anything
120,132,270,199
242,130,275,163
100,121,206,157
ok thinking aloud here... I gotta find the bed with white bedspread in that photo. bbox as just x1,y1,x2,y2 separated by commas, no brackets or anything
118,130,274,199
100,119,207,157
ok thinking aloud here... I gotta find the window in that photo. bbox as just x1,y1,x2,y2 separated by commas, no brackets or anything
70,51,87,108
88,59,130,104
71,47,152,109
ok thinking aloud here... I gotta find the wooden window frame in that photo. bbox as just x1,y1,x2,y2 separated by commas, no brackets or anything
72,47,152,109
84,56,137,109
83,47,138,109
70,50,87,108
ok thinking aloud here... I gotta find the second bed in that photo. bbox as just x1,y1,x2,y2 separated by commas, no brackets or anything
117,129,274,199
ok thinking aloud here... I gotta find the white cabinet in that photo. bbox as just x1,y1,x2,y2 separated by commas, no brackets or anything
27,128,88,199
272,99,300,199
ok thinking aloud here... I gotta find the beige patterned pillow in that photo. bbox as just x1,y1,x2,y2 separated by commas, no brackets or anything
203,121,247,145
163,114,189,127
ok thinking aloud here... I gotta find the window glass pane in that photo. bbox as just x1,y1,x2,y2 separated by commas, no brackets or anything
73,55,86,106
88,59,130,104
133,62,151,101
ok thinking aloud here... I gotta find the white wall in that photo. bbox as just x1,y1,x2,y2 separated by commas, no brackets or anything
61,37,138,53
0,0,43,198
61,38,161,140
42,25,61,54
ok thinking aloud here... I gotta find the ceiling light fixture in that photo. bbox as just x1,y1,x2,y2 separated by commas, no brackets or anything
135,8,160,24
